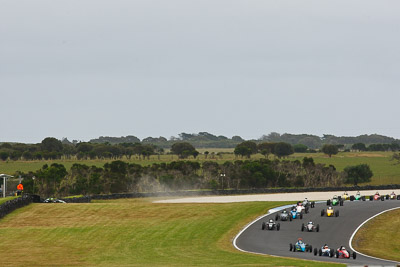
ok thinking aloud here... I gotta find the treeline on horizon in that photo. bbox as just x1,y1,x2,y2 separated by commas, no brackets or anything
1,132,400,161
16,157,370,197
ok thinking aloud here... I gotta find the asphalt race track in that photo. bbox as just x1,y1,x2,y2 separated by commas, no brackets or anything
235,198,400,266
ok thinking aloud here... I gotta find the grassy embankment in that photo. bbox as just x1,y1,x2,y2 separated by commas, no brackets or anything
0,196,18,205
0,151,399,185
352,208,400,262
0,199,342,267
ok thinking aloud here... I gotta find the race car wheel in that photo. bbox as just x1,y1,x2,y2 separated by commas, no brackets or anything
305,207,309,214
321,210,324,216
277,223,280,231
289,243,293,251
386,195,389,200
300,213,303,219
309,245,312,253
353,252,356,259
381,196,385,201
301,223,304,231
350,195,355,201
319,249,322,256
335,251,339,258
275,214,279,221
340,200,344,206
397,195,400,200
335,210,339,217
362,196,366,201
330,249,334,257
311,201,315,208
289,216,292,221
262,222,266,230
327,200,331,206
314,248,317,255
316,224,319,232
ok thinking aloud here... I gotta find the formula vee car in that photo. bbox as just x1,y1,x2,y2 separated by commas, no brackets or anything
388,191,400,200
262,219,280,231
350,191,366,201
289,238,312,253
335,246,356,259
321,206,339,217
275,209,292,221
289,207,303,219
369,192,385,201
327,195,343,206
301,221,319,232
294,202,309,214
314,245,334,257
341,191,350,200
302,198,315,208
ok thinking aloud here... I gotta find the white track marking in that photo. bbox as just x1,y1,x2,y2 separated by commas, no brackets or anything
349,206,400,264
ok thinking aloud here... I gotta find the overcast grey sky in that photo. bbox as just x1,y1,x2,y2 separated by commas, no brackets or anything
1,0,400,143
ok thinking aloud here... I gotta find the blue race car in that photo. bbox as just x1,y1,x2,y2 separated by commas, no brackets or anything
290,238,312,253
290,207,303,219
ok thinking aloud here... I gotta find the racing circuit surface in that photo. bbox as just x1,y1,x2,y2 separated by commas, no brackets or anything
235,199,400,266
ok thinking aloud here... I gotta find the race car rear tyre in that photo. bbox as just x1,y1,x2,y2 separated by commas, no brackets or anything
362,196,366,201
301,223,304,231
305,207,309,214
335,251,339,258
277,223,280,231
319,249,322,256
397,195,400,200
262,222,266,230
289,243,293,251
275,214,279,221
353,252,356,259
381,196,385,201
321,210,324,216
300,213,303,219
314,248,317,255
309,245,312,253
350,196,355,201
335,210,339,217
386,195,389,200
327,199,331,206
316,224,319,232
369,196,373,201
289,216,292,221
330,249,334,257
340,200,344,206
311,201,315,208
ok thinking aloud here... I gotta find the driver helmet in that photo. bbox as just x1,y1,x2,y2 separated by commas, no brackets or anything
376,191,379,195
282,210,287,213
269,219,273,223
297,238,303,243
328,206,332,210
304,198,308,201
391,191,395,194
308,221,313,225
323,244,328,249
344,191,347,194
341,246,346,251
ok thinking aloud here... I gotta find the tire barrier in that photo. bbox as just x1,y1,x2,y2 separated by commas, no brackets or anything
0,195,33,220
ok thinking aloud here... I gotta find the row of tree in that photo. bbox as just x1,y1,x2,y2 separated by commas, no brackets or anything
17,158,372,197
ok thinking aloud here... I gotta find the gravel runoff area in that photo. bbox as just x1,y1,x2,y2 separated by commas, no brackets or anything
154,189,399,203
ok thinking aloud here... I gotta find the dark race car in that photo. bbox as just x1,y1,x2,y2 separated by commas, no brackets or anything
335,246,356,259
314,244,334,257
275,209,292,221
262,219,280,231
301,221,319,232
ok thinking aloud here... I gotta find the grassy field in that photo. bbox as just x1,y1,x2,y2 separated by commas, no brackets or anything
0,151,399,185
0,199,342,267
352,208,400,262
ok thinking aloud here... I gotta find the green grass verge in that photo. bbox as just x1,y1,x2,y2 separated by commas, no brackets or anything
0,196,18,205
352,208,400,262
0,199,343,266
